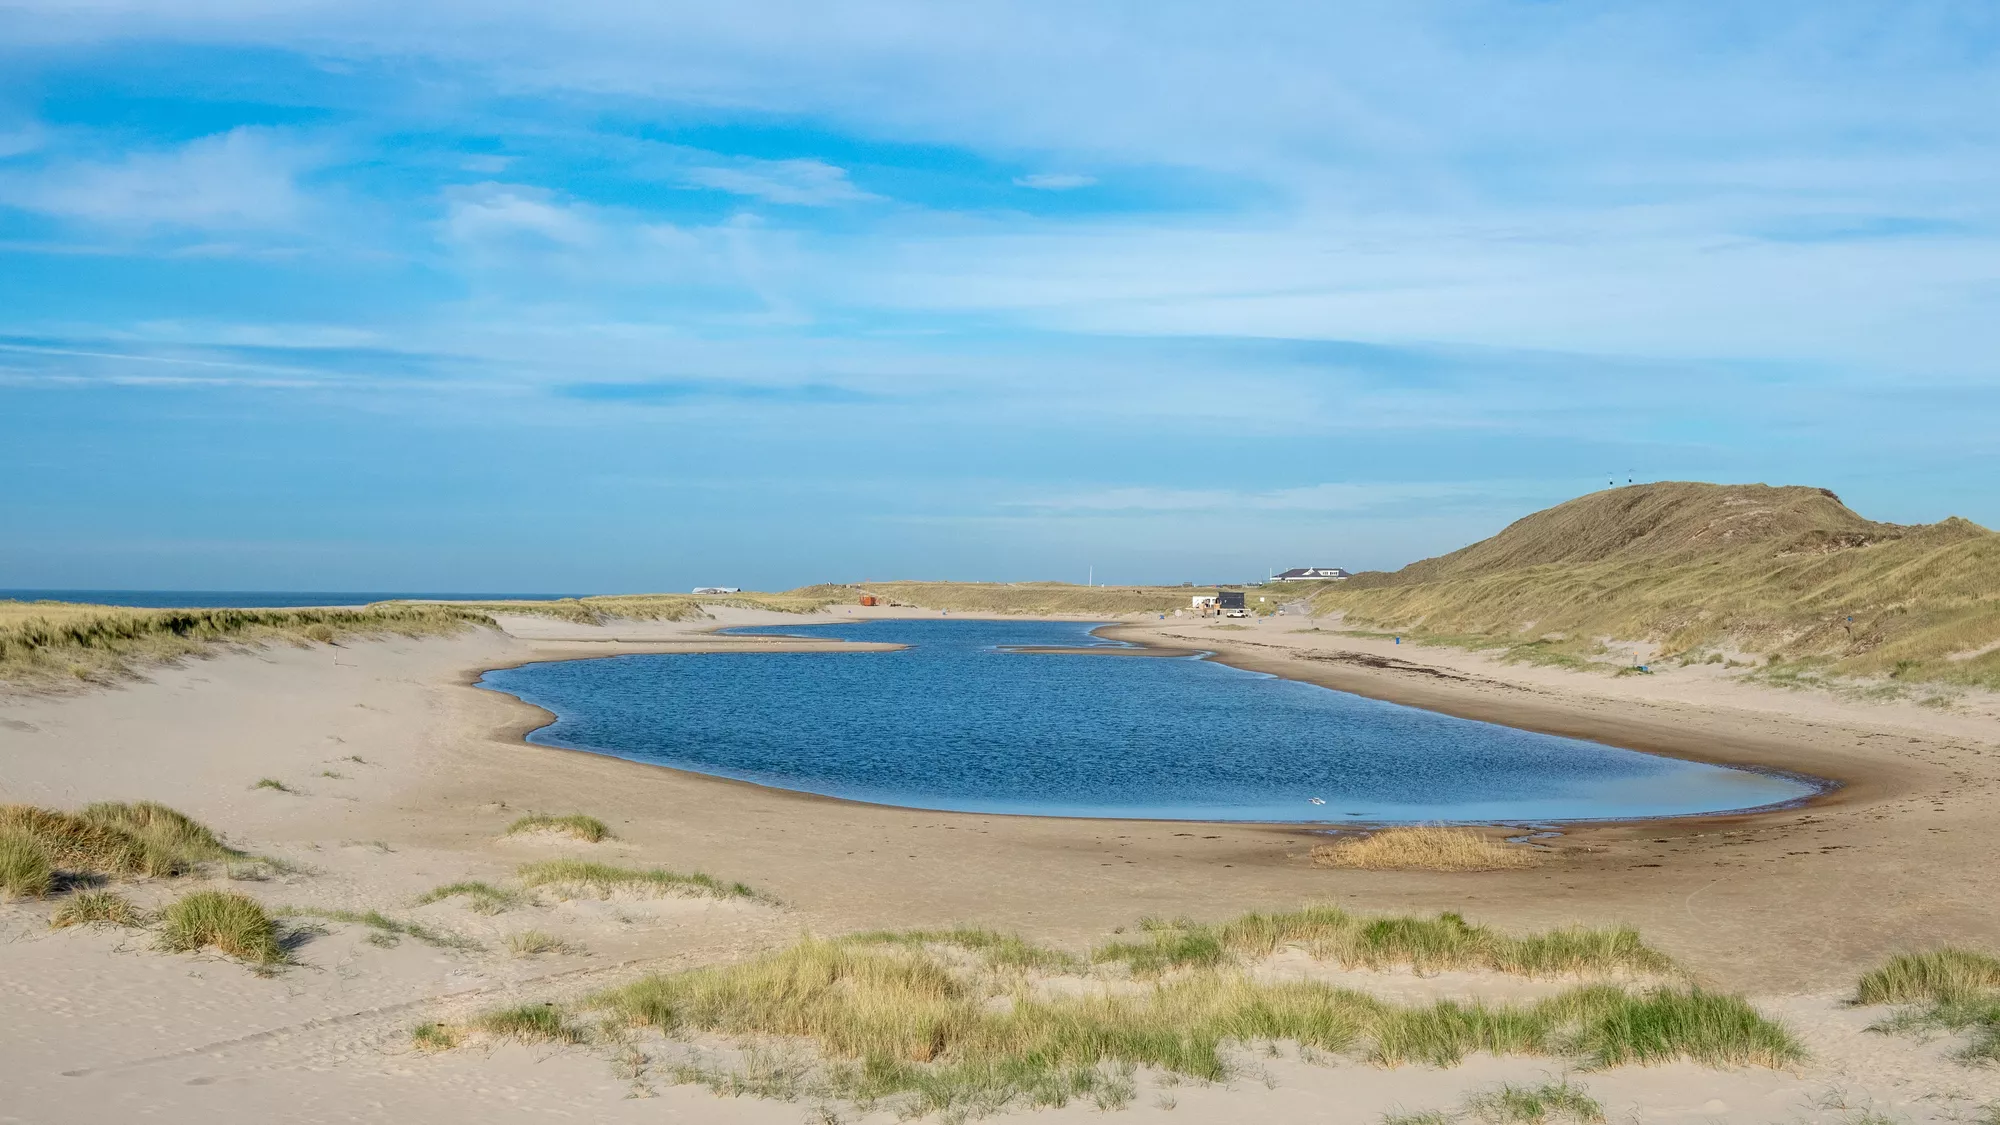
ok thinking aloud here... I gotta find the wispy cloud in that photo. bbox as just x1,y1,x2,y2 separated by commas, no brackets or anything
441,183,597,247
0,127,310,229
683,157,878,206
558,379,875,404
1013,172,1095,190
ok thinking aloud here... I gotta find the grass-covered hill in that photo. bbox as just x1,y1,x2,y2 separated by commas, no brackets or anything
1310,482,2000,690
847,582,1195,616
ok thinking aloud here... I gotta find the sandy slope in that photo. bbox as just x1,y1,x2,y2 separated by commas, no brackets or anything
2,606,1998,1123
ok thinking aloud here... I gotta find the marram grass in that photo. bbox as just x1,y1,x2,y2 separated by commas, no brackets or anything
416,880,521,914
1855,948,2000,1064
411,913,1796,1115
505,813,611,843
0,801,237,879
516,859,755,901
571,936,1799,1114
1093,907,1673,979
50,890,144,928
0,601,494,684
157,890,286,965
0,831,53,899
1312,826,1537,872
1467,1080,1606,1125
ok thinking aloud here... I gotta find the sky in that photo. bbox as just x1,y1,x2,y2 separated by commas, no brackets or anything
2,2,1996,593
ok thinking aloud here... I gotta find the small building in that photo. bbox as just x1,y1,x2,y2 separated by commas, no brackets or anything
691,586,741,594
1216,590,1247,610
1191,595,1216,608
1273,567,1350,582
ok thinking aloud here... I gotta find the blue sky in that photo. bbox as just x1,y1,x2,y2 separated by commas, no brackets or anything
2,2,1996,592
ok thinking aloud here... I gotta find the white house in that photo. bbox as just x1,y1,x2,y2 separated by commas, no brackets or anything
691,586,742,594
1273,567,1350,582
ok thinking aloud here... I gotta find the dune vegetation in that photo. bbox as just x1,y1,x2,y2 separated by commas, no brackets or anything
157,890,287,965
1311,826,1539,872
416,912,1791,1117
1088,907,1671,979
843,581,1198,617
515,859,758,901
50,890,145,929
0,601,495,684
505,813,611,842
429,589,845,625
0,801,239,884
416,880,521,914
1854,948,2000,1062
1307,483,2000,691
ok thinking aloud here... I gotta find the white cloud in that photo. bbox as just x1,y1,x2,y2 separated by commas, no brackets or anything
683,158,877,206
1013,172,1095,190
0,128,308,229
441,183,597,246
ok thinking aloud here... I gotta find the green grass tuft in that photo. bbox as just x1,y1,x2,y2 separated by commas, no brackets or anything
1858,949,2000,1006
279,905,481,951
846,927,1084,972
411,1022,465,1051
0,831,54,898
416,880,521,914
1468,1081,1605,1125
252,778,293,793
1857,948,2000,1063
476,1003,585,1044
516,859,755,901
505,813,611,843
50,890,144,928
1552,985,1806,1069
505,930,578,956
1092,907,1673,979
157,890,286,965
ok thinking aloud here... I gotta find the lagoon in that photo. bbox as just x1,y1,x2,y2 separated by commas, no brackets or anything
479,619,1821,823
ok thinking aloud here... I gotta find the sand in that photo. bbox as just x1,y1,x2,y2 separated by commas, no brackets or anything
3,605,1998,1123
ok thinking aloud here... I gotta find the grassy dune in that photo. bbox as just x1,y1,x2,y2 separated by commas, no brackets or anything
1309,483,2000,690
430,589,845,625
563,928,1786,1115
849,581,1198,616
415,910,1769,1117
0,601,494,683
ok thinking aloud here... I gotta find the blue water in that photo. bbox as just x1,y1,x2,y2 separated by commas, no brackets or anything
478,619,1824,824
0,590,578,609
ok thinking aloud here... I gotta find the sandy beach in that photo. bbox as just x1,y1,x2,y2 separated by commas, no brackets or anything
4,607,1999,1124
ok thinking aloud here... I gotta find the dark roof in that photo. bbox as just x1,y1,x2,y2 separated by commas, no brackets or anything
1274,567,1349,579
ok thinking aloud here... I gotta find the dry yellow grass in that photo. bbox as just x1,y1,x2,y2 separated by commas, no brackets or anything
1313,482,2000,690
1311,827,1538,872
0,802,236,878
